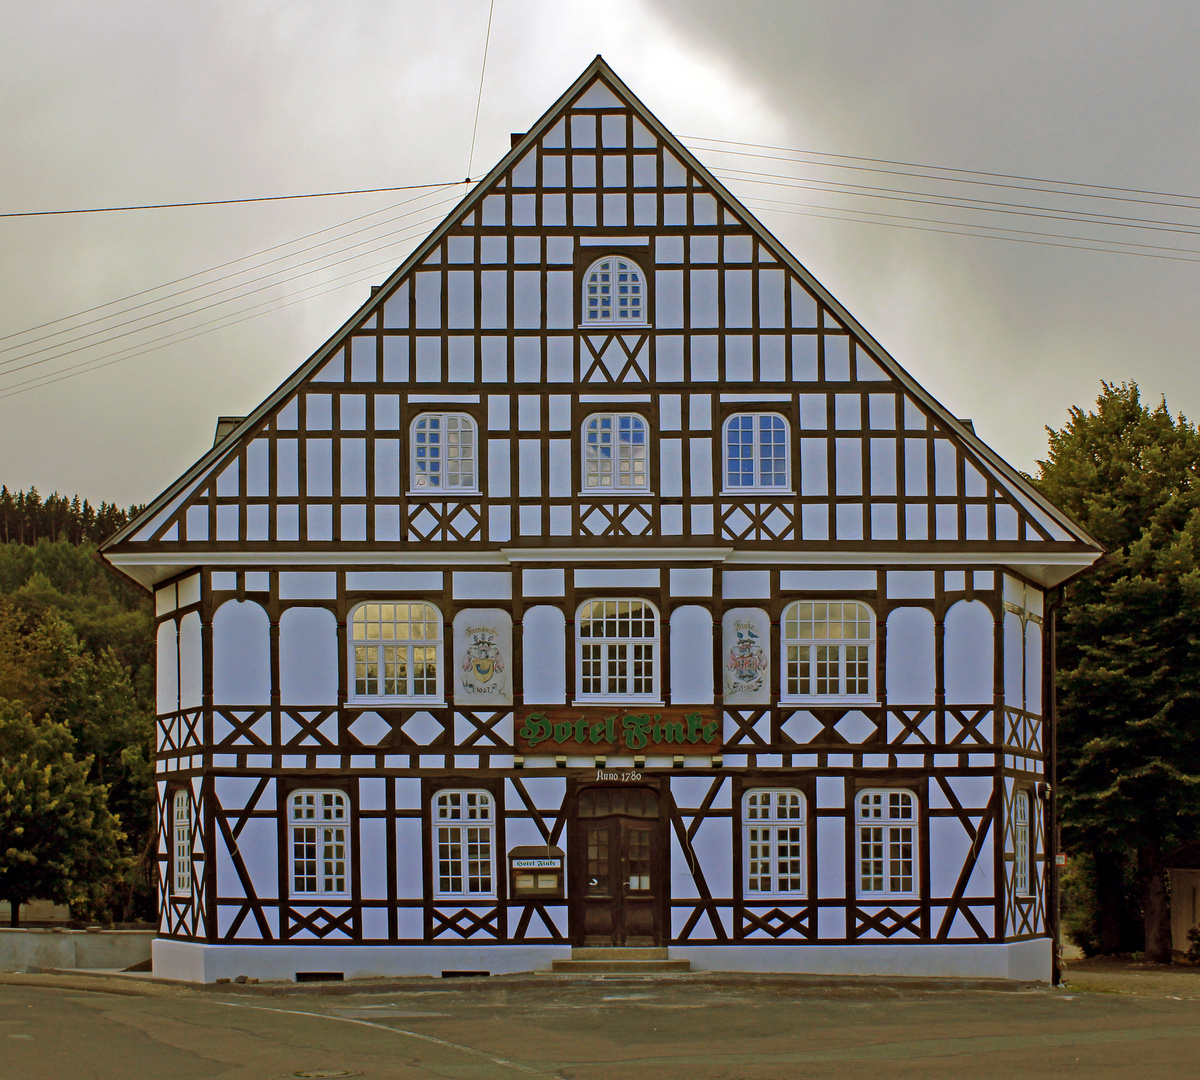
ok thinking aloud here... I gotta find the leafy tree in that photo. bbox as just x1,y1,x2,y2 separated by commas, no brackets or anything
0,700,123,927
1034,382,1200,961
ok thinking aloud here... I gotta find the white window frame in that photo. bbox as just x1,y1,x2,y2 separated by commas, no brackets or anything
856,789,918,899
409,412,479,494
172,789,192,897
575,598,661,704
581,413,651,494
722,413,792,493
1014,790,1031,897
433,790,496,900
289,790,350,899
581,256,648,327
348,601,443,705
743,789,807,897
781,600,876,705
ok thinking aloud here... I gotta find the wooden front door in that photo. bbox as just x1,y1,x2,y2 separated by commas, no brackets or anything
573,786,663,946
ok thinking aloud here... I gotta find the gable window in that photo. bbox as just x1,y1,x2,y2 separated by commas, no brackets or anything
724,413,790,491
744,789,806,896
411,413,477,492
172,789,192,897
1014,791,1031,896
434,790,495,898
583,256,646,325
782,601,875,702
576,599,659,701
289,790,350,897
349,602,442,703
583,413,649,491
856,789,918,898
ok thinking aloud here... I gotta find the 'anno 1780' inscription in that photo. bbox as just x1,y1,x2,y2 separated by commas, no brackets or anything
516,707,721,755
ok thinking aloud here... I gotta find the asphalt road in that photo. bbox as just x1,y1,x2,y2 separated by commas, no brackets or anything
2,970,1199,1079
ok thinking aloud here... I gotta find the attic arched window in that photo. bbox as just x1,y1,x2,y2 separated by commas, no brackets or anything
583,257,646,325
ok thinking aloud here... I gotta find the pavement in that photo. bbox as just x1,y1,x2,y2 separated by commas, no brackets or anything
2,960,1199,1078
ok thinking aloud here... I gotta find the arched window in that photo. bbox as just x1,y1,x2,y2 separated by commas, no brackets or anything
410,413,477,492
576,599,659,701
723,413,790,491
744,789,806,896
583,413,649,491
434,790,495,898
289,790,350,897
856,789,918,898
583,256,646,325
172,789,192,897
782,601,875,701
349,602,442,703
1014,791,1031,897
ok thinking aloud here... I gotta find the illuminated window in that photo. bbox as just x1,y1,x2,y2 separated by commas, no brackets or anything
724,414,790,490
289,790,349,897
172,790,191,897
411,413,477,492
583,413,649,491
744,789,806,896
349,602,442,703
782,600,875,701
434,790,495,898
583,257,646,325
856,789,917,898
576,599,659,701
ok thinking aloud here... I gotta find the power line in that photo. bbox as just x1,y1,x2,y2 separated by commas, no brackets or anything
467,0,497,181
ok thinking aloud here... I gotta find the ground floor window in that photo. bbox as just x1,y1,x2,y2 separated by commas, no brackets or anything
1014,790,1031,896
856,789,917,897
172,789,191,896
743,789,806,896
289,790,349,897
434,790,495,898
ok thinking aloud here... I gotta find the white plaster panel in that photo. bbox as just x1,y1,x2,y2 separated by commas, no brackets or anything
488,440,510,498
359,778,387,812
345,572,443,592
656,270,683,328
513,776,567,814
1004,612,1024,707
944,600,994,705
359,819,389,899
690,438,713,496
722,570,771,600
1025,621,1042,716
670,777,721,810
929,817,973,897
523,606,566,704
780,570,875,592
522,569,565,597
395,819,424,898
816,818,846,898
279,607,338,706
574,568,660,589
236,818,278,898
513,270,540,329
800,439,828,495
518,440,541,499
279,572,337,600
178,574,201,608
671,834,701,899
157,622,178,715
212,601,271,705
503,817,549,852
453,609,513,706
156,584,177,617
341,439,367,498
934,439,958,496
835,439,862,496
870,439,898,496
1003,575,1025,607
722,607,770,705
885,607,936,703
670,606,714,704
660,439,683,497
886,571,935,599
452,572,512,600
178,612,202,710
759,269,786,327
547,272,573,329
904,439,928,495
690,817,732,897
669,568,712,597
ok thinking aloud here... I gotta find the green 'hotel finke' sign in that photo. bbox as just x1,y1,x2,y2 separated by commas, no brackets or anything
515,707,721,754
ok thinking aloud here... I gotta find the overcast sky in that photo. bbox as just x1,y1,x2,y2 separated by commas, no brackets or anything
3,1,1199,508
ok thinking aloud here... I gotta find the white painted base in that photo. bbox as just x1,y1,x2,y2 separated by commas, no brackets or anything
153,937,1051,984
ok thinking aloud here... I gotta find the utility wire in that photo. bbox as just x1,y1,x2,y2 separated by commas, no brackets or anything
466,0,497,181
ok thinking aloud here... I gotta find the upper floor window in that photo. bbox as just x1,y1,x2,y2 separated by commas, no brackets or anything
349,602,442,703
1014,791,1031,896
289,790,350,897
576,598,659,701
744,789,806,897
172,789,192,897
583,256,646,325
411,413,477,492
584,413,649,492
724,413,790,491
856,789,917,898
434,790,495,898
782,600,875,702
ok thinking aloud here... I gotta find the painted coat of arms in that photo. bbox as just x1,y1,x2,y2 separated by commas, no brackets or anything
726,621,767,694
461,626,506,695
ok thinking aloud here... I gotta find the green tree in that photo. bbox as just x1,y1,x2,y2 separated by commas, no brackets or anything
0,700,123,927
1034,382,1200,961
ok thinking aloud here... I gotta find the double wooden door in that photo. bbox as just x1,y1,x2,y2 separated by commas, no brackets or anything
572,785,664,946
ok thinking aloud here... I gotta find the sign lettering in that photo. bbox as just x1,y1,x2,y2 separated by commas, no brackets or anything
515,706,720,755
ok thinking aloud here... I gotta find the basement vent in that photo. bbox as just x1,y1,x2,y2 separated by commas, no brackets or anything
295,971,344,982
441,970,490,978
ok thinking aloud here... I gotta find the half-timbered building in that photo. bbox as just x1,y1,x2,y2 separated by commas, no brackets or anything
100,58,1102,983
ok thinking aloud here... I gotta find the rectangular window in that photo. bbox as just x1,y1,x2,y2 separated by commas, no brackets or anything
172,791,191,897
434,791,496,898
724,413,790,490
290,791,349,896
584,414,648,491
1014,792,1031,896
412,413,477,491
856,789,917,897
743,790,807,896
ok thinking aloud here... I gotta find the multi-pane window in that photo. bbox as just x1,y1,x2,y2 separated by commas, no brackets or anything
411,413,477,491
172,789,191,897
724,414,790,490
744,789,806,896
583,413,648,491
434,791,495,898
577,599,659,700
1014,791,1031,896
290,790,349,897
856,789,917,897
349,602,441,701
583,257,645,324
783,601,875,700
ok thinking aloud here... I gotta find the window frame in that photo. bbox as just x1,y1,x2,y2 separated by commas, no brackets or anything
574,597,661,704
855,788,919,900
580,412,651,495
432,789,497,900
780,599,877,705
580,255,649,328
408,412,479,495
1013,790,1032,897
288,789,351,899
347,600,444,706
721,412,792,494
742,788,807,898
171,788,192,898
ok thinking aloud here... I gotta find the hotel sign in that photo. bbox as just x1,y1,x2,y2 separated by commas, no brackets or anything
516,706,721,755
